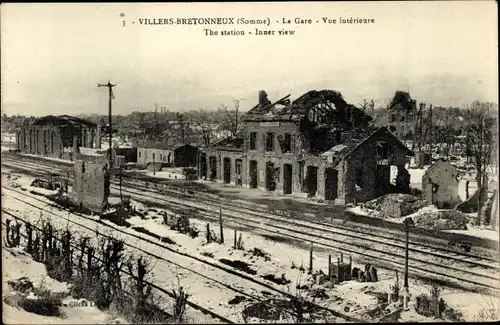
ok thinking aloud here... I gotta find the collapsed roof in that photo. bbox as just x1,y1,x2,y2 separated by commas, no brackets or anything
31,115,97,128
322,126,414,165
210,132,244,152
242,89,373,126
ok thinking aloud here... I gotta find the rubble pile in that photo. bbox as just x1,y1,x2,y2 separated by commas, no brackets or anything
30,178,55,190
364,194,427,218
411,209,469,230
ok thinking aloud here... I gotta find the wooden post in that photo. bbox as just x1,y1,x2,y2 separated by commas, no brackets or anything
349,255,352,280
337,257,341,283
6,219,11,245
308,242,313,274
234,229,237,249
86,247,94,279
206,223,211,243
466,180,470,199
328,255,332,281
14,223,21,247
219,207,224,244
341,252,344,263
26,222,33,253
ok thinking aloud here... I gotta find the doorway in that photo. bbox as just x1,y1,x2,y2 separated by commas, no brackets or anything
223,157,231,184
209,156,217,181
266,162,276,191
306,166,318,197
200,153,207,179
249,160,258,188
283,164,293,194
325,168,338,200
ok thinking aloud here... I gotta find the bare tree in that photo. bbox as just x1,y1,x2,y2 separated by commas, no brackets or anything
188,109,223,147
464,101,496,226
220,98,244,138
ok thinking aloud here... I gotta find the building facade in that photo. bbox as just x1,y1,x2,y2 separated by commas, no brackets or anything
422,160,462,208
137,143,198,168
198,90,414,204
16,115,98,159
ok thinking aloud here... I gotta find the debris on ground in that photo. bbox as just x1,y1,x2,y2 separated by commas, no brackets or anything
408,207,469,230
364,194,427,218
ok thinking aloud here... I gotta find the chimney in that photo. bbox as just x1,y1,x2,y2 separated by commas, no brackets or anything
259,90,268,107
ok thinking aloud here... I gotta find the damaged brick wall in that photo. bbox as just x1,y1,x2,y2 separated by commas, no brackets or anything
71,160,110,213
17,126,64,158
343,135,409,204
422,161,461,208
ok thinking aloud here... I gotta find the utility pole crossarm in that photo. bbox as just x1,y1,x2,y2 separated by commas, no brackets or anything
97,80,117,168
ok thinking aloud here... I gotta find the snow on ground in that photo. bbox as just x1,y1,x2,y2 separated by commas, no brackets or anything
2,246,126,324
3,170,500,322
116,205,500,322
21,154,72,165
136,169,186,180
444,225,500,242
348,204,499,241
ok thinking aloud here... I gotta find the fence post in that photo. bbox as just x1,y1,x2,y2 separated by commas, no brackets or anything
26,222,33,253
308,242,313,274
6,219,11,246
337,257,340,283
62,230,72,280
328,255,332,281
14,222,21,247
234,229,237,249
219,207,224,244
206,223,211,243
87,247,94,280
33,232,40,261
348,255,352,280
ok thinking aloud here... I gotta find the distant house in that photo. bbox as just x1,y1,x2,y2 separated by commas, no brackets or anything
422,160,461,208
137,143,198,169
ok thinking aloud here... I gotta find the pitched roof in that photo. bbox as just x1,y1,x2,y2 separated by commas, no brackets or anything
322,126,414,162
425,159,458,175
32,115,97,128
211,133,244,151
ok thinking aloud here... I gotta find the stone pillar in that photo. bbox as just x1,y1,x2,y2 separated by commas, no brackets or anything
96,126,101,149
293,161,302,194
72,135,79,161
317,166,326,200
277,163,284,194
216,154,221,182
87,130,93,149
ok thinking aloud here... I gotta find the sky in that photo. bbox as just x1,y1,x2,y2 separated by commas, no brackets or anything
1,1,498,117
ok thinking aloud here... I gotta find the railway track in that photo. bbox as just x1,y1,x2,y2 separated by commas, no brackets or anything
0,216,232,325
2,155,498,257
1,186,362,323
2,155,500,295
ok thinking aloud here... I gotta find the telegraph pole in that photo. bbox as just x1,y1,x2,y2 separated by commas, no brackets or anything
403,217,414,310
97,80,116,168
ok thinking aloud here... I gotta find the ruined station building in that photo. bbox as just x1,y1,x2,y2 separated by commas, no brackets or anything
198,90,414,204
16,115,99,159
